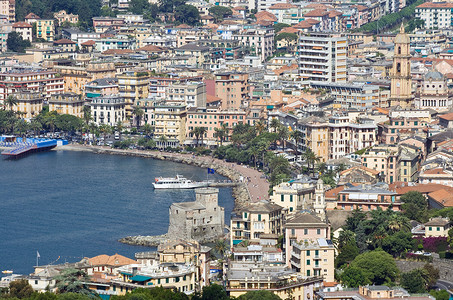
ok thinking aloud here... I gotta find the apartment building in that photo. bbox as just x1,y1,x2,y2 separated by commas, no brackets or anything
337,183,400,211
117,71,149,119
268,3,300,24
92,17,125,33
0,69,64,102
232,27,274,61
297,116,330,162
284,212,330,270
0,0,15,22
90,95,126,126
361,145,399,184
12,22,32,42
215,72,249,111
95,37,137,52
290,238,335,282
151,103,187,147
48,93,84,118
299,33,347,85
149,76,203,99
54,10,79,24
415,2,453,29
0,32,7,53
310,82,380,110
10,91,43,119
166,82,206,108
36,19,55,42
270,175,316,214
327,113,377,160
230,201,286,246
85,78,118,99
378,115,427,144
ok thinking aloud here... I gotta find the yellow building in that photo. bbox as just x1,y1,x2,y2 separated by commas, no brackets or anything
230,200,286,246
53,61,116,95
48,93,84,117
270,176,316,214
11,91,43,120
424,217,451,237
298,117,330,162
36,19,55,42
226,265,323,299
118,71,149,119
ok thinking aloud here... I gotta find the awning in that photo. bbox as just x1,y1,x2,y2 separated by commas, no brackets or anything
130,275,152,282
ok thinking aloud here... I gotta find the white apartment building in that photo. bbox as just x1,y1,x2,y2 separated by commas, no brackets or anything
233,27,274,62
415,2,453,29
166,82,206,108
89,95,127,126
299,33,347,84
310,82,380,110
95,36,137,52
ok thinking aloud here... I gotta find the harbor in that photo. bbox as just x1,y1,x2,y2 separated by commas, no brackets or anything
0,136,68,158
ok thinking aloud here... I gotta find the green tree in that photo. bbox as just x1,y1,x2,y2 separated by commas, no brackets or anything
54,268,92,295
82,106,91,126
381,231,414,257
132,106,144,131
347,250,399,285
174,5,200,26
401,269,427,293
430,290,450,300
275,32,298,51
129,0,150,14
98,124,112,142
214,239,228,258
142,123,154,138
273,22,290,33
7,279,34,299
401,191,428,221
340,266,371,287
7,31,31,52
199,284,229,300
290,130,303,162
4,95,18,111
303,148,320,176
335,240,359,268
208,6,232,22
237,290,281,300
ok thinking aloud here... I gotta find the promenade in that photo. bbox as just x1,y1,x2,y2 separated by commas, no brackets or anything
60,144,270,204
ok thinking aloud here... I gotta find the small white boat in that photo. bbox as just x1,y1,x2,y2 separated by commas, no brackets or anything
153,175,210,189
2,270,13,274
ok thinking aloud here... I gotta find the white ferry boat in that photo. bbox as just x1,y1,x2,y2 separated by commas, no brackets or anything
152,175,210,189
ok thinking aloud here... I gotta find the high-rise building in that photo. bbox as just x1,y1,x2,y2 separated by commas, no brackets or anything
117,70,149,120
299,33,347,85
389,25,413,108
215,72,249,111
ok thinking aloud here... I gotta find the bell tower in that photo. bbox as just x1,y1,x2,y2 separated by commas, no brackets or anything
313,179,326,221
389,24,413,108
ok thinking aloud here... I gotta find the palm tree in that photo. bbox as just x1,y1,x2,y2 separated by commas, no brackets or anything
132,106,144,131
142,123,154,138
99,124,112,142
290,130,304,161
159,135,168,149
387,214,410,232
254,120,267,134
214,127,225,145
30,119,42,136
270,118,280,133
198,127,207,147
4,95,18,111
191,126,207,147
214,239,228,258
303,148,320,176
277,125,289,151
82,105,91,126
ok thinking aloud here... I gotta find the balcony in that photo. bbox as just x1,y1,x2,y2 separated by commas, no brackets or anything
291,251,300,259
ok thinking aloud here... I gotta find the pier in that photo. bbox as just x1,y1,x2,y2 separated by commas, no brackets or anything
1,136,67,158
208,182,241,187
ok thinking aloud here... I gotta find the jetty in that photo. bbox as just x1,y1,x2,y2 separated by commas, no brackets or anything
1,136,67,158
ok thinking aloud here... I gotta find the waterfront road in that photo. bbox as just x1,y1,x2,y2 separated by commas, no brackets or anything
60,145,270,204
436,279,453,291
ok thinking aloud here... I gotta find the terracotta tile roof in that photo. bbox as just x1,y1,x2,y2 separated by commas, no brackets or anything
353,4,368,11
439,112,453,121
424,168,447,175
254,19,274,26
279,26,300,34
273,63,298,75
304,9,329,17
339,165,380,176
269,3,297,9
372,106,389,115
81,40,95,46
136,45,166,52
25,13,40,19
88,254,137,266
233,6,247,11
424,216,451,226
102,49,134,55
220,20,239,25
427,189,453,207
255,11,278,22
417,2,453,8
200,15,214,20
328,10,343,17
325,185,347,200
207,94,222,103
305,3,329,9
54,38,76,44
305,18,321,24
389,182,452,195
176,24,192,29
12,21,32,28
293,19,320,29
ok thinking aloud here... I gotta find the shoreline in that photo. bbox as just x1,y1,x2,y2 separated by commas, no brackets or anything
56,144,270,247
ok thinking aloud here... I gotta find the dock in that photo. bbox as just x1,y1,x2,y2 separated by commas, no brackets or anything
208,182,241,187
1,136,67,158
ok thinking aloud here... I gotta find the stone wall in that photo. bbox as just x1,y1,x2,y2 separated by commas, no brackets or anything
395,258,453,282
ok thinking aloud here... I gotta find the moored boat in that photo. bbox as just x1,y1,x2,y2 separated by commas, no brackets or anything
152,175,210,189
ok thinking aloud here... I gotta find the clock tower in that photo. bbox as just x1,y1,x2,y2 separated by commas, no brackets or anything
389,24,413,108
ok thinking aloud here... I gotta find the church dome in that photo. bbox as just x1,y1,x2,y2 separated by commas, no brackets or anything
425,70,443,80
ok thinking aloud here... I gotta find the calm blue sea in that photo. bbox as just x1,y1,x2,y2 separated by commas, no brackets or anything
0,150,234,275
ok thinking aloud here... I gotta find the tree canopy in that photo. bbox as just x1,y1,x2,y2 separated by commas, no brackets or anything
401,191,428,222
174,4,200,26
7,32,31,53
208,6,232,22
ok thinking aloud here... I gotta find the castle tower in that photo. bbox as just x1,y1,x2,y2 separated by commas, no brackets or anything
313,179,326,221
389,24,413,108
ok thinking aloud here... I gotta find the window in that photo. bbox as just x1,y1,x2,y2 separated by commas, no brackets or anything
166,278,169,283
291,228,295,236
281,195,284,202
437,227,440,231
429,227,432,231
315,250,319,256
290,195,293,202
258,214,261,221
304,228,308,235
307,259,310,265
317,229,321,235
307,250,310,256
307,270,310,276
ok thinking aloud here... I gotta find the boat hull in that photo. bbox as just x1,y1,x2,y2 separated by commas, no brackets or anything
152,182,210,189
